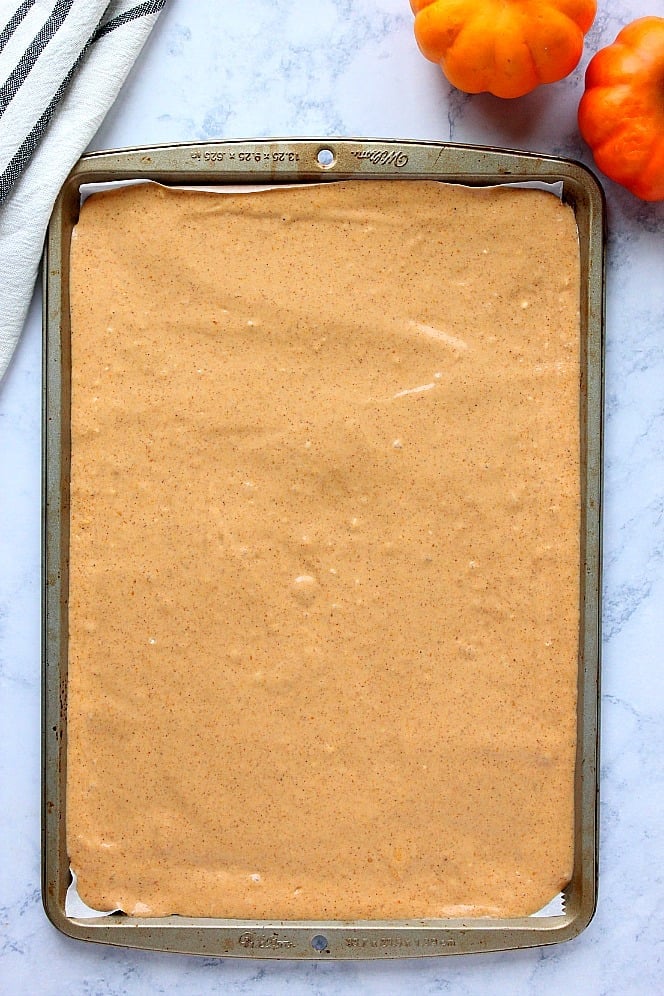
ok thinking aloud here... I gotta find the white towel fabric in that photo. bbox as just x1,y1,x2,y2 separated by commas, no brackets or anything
0,0,165,382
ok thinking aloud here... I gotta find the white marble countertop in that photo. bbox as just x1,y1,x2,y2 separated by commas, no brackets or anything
1,2,663,993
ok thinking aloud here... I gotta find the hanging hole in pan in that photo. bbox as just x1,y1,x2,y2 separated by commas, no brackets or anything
311,933,329,952
316,147,335,169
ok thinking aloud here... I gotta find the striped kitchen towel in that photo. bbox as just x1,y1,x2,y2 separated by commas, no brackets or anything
0,0,166,382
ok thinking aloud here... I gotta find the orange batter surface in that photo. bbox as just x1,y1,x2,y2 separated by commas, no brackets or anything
67,181,580,918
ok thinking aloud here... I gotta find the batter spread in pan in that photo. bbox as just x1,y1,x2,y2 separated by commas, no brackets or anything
67,180,580,918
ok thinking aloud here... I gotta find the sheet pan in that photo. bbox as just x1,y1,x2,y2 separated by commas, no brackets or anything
42,138,604,958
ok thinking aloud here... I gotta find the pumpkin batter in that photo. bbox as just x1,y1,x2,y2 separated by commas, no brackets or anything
67,180,580,919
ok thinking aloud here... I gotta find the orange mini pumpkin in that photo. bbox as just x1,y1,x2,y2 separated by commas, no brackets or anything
578,17,664,202
410,0,597,98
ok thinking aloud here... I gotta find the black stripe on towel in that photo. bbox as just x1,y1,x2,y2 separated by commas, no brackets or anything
0,43,86,204
95,0,166,41
0,0,36,54
0,1,165,205
0,0,76,116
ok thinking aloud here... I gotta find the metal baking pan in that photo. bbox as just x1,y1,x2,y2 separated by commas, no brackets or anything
42,138,604,958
